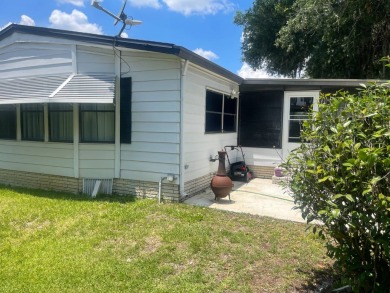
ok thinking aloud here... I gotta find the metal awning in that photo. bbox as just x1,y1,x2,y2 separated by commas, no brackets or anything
0,74,115,104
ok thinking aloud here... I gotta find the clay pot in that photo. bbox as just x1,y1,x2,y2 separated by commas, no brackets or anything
211,151,233,200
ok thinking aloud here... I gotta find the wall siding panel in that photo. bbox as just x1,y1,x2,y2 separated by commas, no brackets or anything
182,65,239,188
119,52,181,183
0,141,74,177
0,43,72,78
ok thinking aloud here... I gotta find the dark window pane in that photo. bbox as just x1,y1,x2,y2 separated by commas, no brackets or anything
0,105,16,140
224,96,237,114
205,113,222,132
224,114,236,132
21,104,44,141
288,120,302,143
49,104,73,142
238,92,283,148
206,90,223,112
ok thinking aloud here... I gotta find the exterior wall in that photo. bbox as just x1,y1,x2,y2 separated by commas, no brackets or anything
0,40,72,78
79,144,115,178
77,45,115,74
183,172,214,197
0,168,81,194
0,168,180,201
182,64,239,196
119,50,181,183
241,147,282,167
114,178,180,202
0,140,75,177
247,165,275,179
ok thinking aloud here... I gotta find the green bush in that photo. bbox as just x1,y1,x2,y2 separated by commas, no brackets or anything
284,81,390,291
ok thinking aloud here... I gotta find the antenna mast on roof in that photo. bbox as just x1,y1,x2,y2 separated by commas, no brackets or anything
91,0,142,37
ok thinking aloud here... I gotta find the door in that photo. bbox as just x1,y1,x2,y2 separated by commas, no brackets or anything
282,91,319,160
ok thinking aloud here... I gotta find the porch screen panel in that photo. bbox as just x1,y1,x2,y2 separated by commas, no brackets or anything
239,91,283,148
0,105,16,140
21,104,44,141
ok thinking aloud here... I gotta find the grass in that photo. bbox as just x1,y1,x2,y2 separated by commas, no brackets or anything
0,186,337,292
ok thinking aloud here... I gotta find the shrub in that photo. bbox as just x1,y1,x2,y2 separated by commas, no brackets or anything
284,81,390,291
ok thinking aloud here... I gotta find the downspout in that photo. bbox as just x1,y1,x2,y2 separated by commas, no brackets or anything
179,60,189,199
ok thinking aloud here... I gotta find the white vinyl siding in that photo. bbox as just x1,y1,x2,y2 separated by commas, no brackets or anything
0,141,74,177
0,42,72,78
119,51,181,182
182,65,239,183
79,144,115,178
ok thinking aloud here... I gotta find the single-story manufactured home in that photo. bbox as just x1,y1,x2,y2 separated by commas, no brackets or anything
0,24,371,201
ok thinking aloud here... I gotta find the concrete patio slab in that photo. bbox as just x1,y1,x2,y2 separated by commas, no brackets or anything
184,178,305,223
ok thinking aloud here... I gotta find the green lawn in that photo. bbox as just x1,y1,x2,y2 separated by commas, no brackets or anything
0,186,336,292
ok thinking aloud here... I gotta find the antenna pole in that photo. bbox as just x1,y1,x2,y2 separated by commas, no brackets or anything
117,23,127,37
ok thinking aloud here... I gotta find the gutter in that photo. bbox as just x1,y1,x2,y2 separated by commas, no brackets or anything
179,60,189,199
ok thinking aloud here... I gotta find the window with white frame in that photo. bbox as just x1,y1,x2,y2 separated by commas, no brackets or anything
205,89,237,133
0,104,16,140
21,104,44,141
288,97,313,143
49,104,73,142
80,104,115,143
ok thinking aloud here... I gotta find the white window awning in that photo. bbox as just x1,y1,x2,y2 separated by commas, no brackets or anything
0,74,116,104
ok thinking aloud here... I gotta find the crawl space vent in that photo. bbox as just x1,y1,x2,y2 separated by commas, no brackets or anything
83,178,113,197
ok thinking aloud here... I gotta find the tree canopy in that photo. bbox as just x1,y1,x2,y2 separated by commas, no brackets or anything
235,0,390,79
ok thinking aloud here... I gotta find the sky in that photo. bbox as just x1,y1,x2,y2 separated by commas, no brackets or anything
0,0,272,78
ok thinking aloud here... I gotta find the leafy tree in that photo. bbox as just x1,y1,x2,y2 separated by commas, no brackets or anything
235,0,390,79
284,77,390,290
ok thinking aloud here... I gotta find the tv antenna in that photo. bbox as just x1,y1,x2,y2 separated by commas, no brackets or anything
91,0,142,37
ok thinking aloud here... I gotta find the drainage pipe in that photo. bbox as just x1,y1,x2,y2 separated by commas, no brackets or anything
158,176,167,204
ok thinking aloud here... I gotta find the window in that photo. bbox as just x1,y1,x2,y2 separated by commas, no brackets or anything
288,97,313,143
21,104,44,141
239,91,283,148
205,90,237,133
0,105,16,140
80,104,115,143
49,104,73,142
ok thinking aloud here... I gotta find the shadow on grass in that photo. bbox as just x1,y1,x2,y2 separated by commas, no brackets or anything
297,265,342,292
0,184,137,204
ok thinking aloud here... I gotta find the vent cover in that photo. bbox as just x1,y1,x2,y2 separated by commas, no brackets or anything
83,178,113,196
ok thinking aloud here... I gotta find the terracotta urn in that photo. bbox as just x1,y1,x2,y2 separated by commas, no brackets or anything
210,151,233,200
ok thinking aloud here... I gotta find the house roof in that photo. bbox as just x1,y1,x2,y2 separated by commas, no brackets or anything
240,78,382,92
0,24,243,84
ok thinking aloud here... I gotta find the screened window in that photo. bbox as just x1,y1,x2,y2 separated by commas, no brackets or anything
205,90,237,133
0,105,16,140
80,104,115,143
21,104,44,141
49,104,73,142
239,91,283,148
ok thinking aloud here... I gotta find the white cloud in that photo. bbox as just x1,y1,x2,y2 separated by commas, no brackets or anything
156,0,234,16
57,0,85,7
20,15,35,26
193,48,219,60
129,0,162,9
49,9,103,34
237,62,276,79
120,32,129,38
